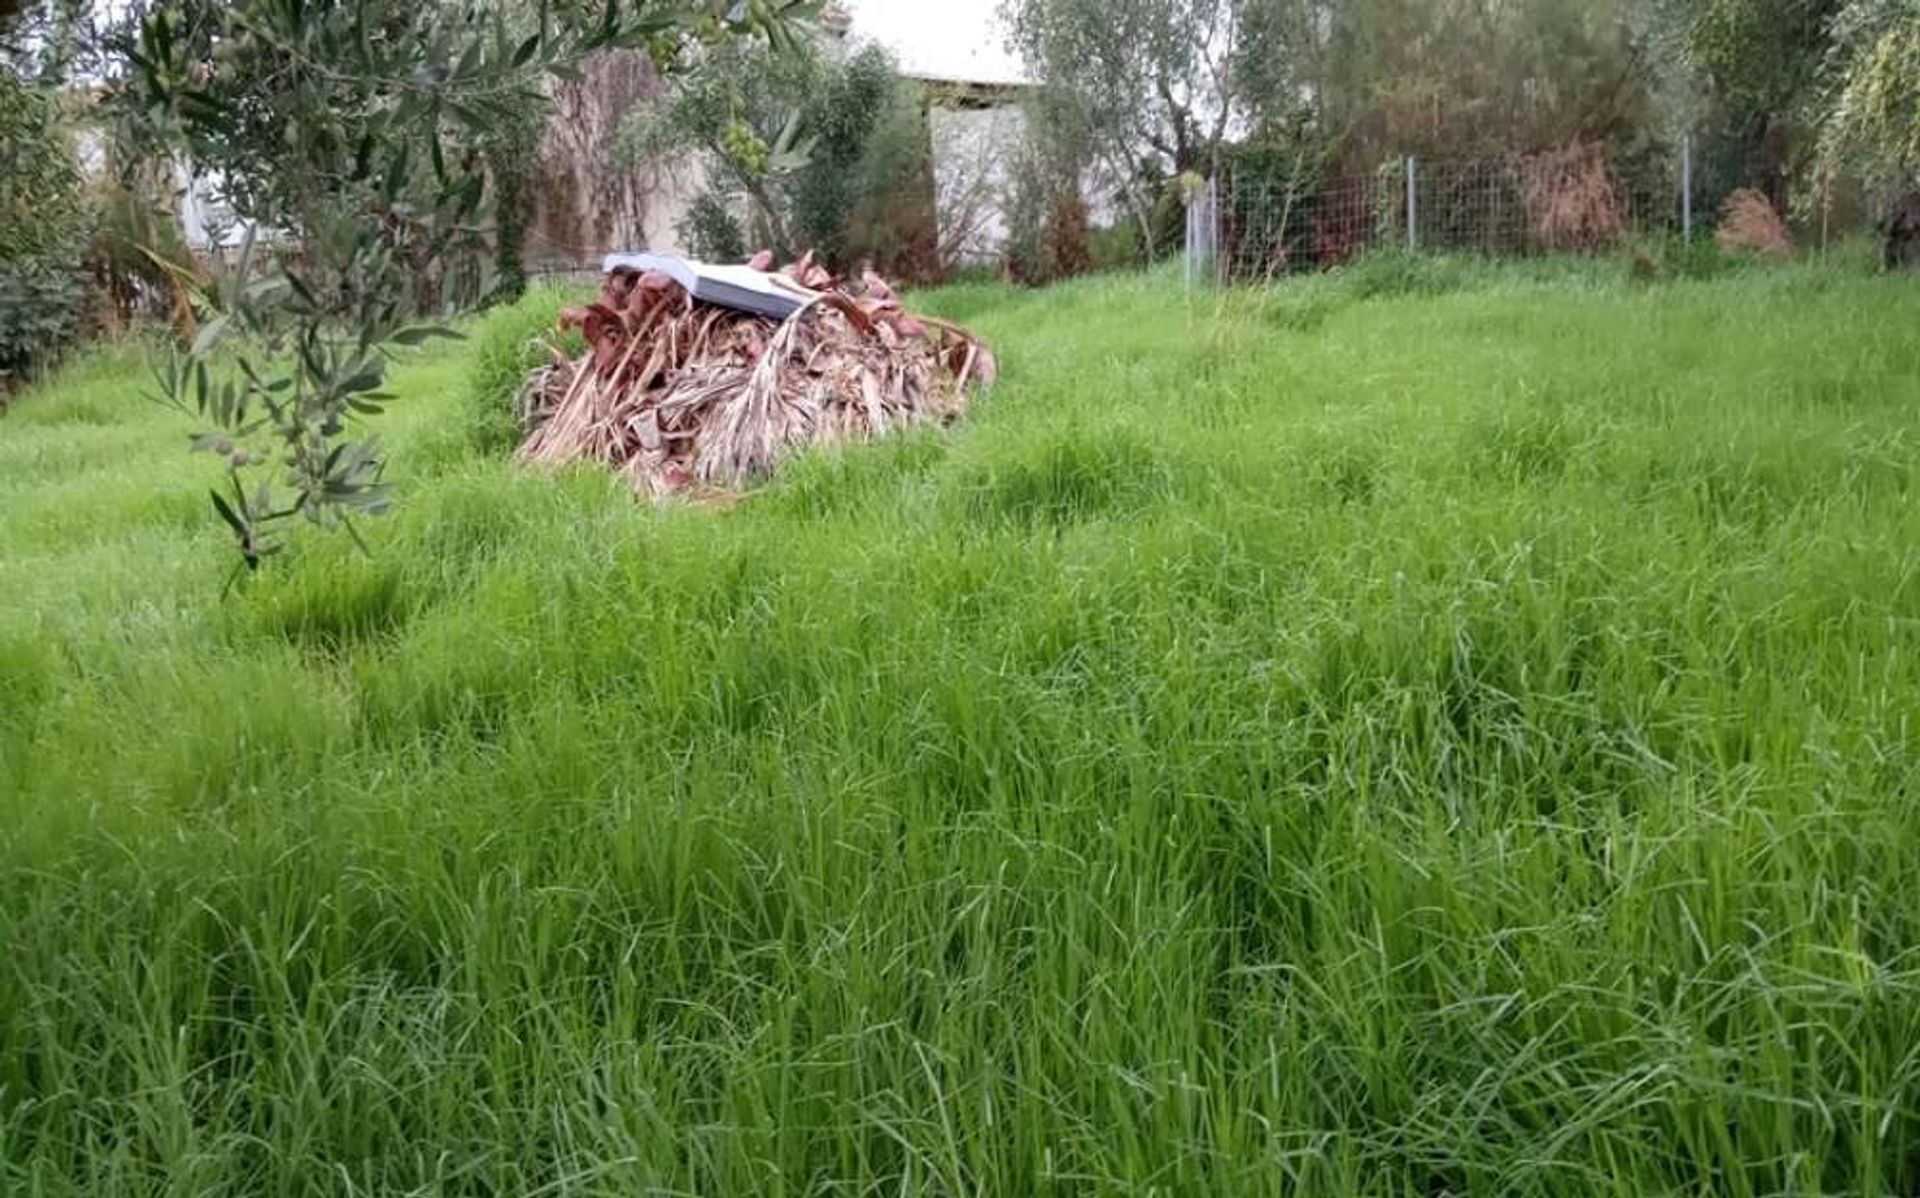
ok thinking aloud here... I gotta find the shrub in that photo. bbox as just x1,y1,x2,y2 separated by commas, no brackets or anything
1339,250,1478,299
1221,137,1331,274
1517,142,1626,252
1043,197,1092,280
1004,145,1091,286
680,192,748,263
0,75,88,391
1089,222,1146,273
1717,188,1793,259
835,76,942,283
1626,233,1738,282
465,286,587,456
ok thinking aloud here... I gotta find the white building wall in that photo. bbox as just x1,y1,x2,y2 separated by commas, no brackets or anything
929,103,1025,265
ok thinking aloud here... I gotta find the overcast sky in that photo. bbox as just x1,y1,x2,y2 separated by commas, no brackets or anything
840,0,1029,87
69,0,1032,86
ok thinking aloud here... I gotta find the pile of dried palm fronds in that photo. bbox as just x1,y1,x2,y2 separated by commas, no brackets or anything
516,252,995,498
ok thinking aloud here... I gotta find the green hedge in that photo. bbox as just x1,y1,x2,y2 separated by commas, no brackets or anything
0,75,88,390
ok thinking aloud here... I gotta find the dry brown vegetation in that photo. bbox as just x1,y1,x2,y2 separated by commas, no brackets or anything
516,254,995,497
1517,143,1626,252
1717,188,1792,260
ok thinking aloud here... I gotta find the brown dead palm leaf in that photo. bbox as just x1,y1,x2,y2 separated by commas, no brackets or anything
517,258,995,498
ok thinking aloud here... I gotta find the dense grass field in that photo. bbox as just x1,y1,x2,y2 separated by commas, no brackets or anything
4,257,1920,1195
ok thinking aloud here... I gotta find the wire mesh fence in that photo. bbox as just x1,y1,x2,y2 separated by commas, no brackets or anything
1189,139,1870,286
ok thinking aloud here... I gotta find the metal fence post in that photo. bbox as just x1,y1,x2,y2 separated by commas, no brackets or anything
1681,135,1693,244
1405,155,1418,252
1185,177,1219,289
1185,186,1196,288
1211,175,1222,286
1821,173,1832,255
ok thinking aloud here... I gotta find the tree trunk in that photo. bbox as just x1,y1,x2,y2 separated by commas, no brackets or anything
532,50,665,264
1885,190,1920,272
490,149,530,303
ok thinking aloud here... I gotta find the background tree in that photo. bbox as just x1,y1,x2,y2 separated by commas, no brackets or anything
1229,0,1659,270
619,37,931,274
1820,0,1920,182
534,49,667,265
1818,0,1920,266
1670,0,1841,124
1005,0,1243,257
483,103,547,304
1001,122,1095,283
1,0,94,392
1648,0,1843,203
1,0,92,83
1642,0,1917,232
1007,0,1662,259
0,68,88,391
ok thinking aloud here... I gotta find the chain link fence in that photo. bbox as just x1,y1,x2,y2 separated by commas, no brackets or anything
1188,139,1873,286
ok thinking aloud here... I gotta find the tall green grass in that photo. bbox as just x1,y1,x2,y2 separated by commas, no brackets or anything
4,261,1920,1195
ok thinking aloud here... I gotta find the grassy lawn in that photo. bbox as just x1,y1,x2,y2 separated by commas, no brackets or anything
4,259,1920,1195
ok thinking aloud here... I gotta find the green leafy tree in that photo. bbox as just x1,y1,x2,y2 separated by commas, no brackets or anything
1645,0,1843,201
789,44,929,269
118,0,816,570
621,37,926,271
483,101,547,304
1234,0,1660,160
1673,0,1841,124
680,189,750,260
1,0,93,83
1,0,96,391
623,37,826,255
0,70,88,390
1011,0,1660,258
1820,0,1920,182
1005,0,1243,255
1008,0,1242,176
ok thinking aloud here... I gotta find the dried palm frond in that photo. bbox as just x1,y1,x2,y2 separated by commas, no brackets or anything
516,254,994,499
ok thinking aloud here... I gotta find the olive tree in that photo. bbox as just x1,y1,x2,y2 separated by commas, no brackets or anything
1,0,93,82
1005,0,1244,255
119,0,815,570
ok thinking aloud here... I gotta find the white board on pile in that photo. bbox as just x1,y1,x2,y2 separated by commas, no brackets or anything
602,252,821,321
